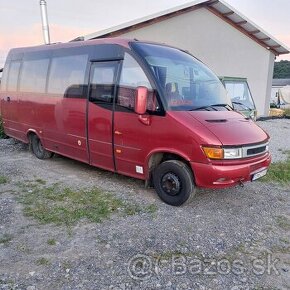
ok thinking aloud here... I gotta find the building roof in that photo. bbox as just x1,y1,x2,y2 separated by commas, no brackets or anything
272,79,290,87
82,0,290,56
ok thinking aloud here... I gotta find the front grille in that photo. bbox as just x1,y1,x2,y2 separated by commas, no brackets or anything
242,142,268,158
247,146,267,156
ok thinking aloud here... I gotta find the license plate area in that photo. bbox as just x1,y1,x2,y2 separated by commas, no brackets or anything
252,168,267,181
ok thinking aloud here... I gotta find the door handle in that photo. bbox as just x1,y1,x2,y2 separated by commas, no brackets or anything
114,130,122,135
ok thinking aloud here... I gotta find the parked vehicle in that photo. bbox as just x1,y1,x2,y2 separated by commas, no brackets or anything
219,76,257,120
0,39,271,205
278,85,290,109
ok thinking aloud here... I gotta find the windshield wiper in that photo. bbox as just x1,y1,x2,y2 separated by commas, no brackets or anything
190,104,233,111
232,101,253,111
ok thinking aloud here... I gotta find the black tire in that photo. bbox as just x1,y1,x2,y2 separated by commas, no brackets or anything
30,134,53,159
153,160,196,206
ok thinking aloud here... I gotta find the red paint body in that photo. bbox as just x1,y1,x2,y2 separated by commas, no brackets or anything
0,39,271,189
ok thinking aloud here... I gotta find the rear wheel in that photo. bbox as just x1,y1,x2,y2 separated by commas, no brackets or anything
153,160,196,206
30,134,53,159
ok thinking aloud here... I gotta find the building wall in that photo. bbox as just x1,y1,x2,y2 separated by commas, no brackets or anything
117,8,275,116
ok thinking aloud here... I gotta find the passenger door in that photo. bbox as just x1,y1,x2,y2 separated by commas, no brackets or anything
113,53,159,179
87,61,120,171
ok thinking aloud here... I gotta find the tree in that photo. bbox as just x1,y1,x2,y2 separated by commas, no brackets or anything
273,60,290,79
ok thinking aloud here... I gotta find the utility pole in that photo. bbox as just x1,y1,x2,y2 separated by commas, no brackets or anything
40,0,50,44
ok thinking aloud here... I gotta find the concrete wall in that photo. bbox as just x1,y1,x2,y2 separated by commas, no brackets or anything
117,8,275,116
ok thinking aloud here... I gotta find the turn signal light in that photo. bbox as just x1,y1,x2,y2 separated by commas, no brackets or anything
203,147,224,159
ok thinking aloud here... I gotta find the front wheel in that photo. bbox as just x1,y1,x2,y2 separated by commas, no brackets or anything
153,160,196,206
30,134,53,159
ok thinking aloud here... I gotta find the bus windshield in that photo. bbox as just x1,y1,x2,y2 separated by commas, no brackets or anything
223,80,255,111
132,42,231,111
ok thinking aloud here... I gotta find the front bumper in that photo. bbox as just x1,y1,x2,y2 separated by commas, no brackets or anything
190,153,271,188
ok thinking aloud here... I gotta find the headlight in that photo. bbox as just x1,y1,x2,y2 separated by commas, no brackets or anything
223,148,242,159
203,142,268,160
202,147,224,159
202,146,242,160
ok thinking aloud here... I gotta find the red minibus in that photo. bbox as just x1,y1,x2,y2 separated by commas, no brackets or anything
0,38,271,205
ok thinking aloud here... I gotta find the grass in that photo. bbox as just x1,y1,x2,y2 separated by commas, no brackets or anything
36,257,50,266
270,244,290,254
17,182,158,226
0,176,8,185
261,152,290,184
276,215,290,231
0,234,13,245
19,184,124,225
279,237,290,244
35,178,46,185
123,203,158,216
0,279,15,287
47,238,56,246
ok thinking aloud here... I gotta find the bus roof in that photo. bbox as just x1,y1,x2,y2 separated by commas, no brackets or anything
7,38,133,56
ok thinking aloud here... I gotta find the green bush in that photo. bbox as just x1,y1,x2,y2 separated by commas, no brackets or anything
0,115,6,138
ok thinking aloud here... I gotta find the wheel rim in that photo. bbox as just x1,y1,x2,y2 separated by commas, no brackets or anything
161,172,181,196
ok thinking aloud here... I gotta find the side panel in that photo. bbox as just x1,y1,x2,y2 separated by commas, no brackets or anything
15,49,90,163
43,96,89,163
0,60,22,140
1,44,125,154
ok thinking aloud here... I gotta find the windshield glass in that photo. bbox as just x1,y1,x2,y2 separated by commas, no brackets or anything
132,42,231,111
224,80,255,111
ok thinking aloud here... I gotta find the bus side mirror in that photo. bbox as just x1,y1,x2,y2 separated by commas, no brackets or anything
135,86,148,115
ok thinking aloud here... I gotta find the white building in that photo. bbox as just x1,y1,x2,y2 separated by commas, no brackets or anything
83,0,290,116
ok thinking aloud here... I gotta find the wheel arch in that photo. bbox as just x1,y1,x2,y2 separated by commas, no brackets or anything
146,149,194,182
26,129,39,143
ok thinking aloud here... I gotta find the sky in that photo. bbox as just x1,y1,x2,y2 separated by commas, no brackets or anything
0,0,290,68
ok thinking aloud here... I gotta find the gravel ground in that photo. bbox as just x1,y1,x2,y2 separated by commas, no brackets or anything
0,119,289,290
257,118,290,162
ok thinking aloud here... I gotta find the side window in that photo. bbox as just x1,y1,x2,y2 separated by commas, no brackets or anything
19,58,49,93
89,62,119,109
7,61,21,92
47,54,88,97
117,53,158,112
